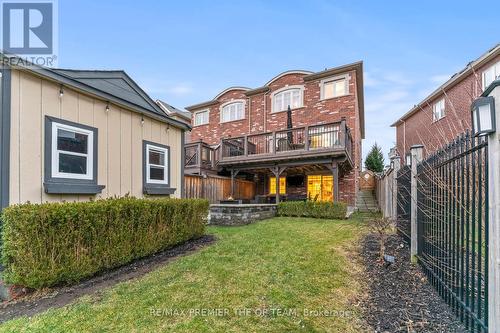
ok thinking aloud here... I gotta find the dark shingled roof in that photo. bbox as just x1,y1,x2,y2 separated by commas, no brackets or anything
52,69,168,119
156,99,191,120
0,53,190,130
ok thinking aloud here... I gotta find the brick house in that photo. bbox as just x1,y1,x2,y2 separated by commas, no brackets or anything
392,44,500,161
184,62,364,206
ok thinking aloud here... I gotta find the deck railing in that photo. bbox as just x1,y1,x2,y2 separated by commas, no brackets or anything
184,141,216,171
220,120,352,161
184,120,353,169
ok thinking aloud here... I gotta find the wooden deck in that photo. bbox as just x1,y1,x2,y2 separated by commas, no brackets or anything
184,120,353,174
218,120,353,168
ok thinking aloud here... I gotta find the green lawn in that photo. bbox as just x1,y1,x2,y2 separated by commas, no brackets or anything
0,217,367,333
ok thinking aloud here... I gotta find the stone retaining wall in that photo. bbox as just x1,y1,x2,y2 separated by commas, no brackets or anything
209,204,277,226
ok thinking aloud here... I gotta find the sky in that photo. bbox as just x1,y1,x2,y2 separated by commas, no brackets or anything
56,0,500,163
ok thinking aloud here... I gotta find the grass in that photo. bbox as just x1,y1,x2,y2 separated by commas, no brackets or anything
0,217,367,333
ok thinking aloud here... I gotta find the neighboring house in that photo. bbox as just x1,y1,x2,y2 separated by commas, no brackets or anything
392,44,500,161
156,99,191,124
184,62,364,205
0,54,190,210
156,100,193,143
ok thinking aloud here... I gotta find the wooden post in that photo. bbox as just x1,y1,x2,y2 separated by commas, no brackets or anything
340,117,347,148
325,162,339,202
276,171,280,204
197,141,202,167
391,156,401,219
410,144,423,263
272,131,277,154
244,135,248,156
230,169,240,198
305,126,310,151
486,84,500,331
270,166,286,204
332,163,339,202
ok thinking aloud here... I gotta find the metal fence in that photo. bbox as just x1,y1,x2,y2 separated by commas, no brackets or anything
416,131,488,332
396,164,411,242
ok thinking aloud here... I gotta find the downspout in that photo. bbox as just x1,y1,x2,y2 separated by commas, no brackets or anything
248,96,251,132
403,120,406,161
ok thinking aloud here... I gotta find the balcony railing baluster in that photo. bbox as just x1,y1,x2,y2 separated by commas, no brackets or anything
212,121,353,163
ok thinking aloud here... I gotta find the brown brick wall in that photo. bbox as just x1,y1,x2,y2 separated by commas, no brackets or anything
396,54,500,161
188,70,363,205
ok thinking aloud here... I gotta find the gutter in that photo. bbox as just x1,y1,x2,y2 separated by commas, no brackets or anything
391,43,500,127
1,54,190,131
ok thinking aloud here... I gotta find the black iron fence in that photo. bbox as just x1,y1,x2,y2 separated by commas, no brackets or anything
416,131,488,332
396,164,411,242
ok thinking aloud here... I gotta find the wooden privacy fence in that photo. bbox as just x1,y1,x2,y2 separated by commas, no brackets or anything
184,174,256,203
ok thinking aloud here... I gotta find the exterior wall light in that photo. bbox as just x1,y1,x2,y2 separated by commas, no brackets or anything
471,96,496,137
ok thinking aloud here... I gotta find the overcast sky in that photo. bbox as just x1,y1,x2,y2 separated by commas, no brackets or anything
57,0,499,163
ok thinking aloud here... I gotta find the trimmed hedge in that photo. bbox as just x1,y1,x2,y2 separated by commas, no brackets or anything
277,201,347,219
1,197,208,289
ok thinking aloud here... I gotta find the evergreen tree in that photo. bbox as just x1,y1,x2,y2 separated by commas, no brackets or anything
365,143,385,172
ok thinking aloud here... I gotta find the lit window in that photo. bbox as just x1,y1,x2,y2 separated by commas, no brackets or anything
307,175,333,202
269,176,286,195
482,61,500,89
145,143,169,185
51,121,93,180
193,109,209,126
220,101,244,123
432,99,445,121
273,88,302,112
322,77,348,99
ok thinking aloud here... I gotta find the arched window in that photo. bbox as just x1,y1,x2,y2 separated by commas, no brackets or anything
220,101,245,123
272,87,303,113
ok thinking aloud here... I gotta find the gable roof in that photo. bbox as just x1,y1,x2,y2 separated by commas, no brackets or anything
1,54,190,130
156,99,191,121
391,43,500,127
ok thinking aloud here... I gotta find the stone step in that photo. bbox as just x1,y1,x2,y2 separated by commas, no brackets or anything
356,200,377,204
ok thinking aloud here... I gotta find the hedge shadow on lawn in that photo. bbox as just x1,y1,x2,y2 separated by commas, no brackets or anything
0,234,216,323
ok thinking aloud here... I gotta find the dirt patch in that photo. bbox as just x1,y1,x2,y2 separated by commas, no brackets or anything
358,233,467,333
0,235,216,323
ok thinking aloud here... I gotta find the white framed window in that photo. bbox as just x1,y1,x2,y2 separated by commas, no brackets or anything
272,86,303,113
145,143,169,185
320,75,349,100
193,109,209,126
433,98,445,121
51,121,94,180
220,101,245,123
482,61,500,90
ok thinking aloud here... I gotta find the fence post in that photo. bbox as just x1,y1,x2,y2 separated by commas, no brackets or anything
384,171,391,218
487,85,500,331
410,144,423,263
391,156,401,219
